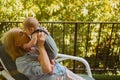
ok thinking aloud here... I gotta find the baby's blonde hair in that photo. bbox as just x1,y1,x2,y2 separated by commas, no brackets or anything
23,17,39,29
1,28,25,61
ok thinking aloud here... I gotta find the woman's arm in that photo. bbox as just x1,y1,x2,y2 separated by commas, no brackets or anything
37,32,53,73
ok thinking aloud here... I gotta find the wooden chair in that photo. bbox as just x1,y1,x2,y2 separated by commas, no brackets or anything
0,44,94,80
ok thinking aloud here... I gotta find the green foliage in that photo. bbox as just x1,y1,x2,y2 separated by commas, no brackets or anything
0,0,120,21
93,74,120,80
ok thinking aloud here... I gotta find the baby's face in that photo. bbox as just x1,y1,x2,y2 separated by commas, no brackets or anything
24,27,35,35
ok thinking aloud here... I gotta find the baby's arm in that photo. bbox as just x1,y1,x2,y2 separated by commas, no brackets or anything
23,33,37,49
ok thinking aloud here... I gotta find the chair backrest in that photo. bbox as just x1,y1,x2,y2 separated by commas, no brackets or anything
0,44,29,80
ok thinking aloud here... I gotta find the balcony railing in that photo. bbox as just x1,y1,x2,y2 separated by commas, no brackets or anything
0,21,120,74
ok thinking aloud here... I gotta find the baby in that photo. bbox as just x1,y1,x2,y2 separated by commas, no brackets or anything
23,17,58,60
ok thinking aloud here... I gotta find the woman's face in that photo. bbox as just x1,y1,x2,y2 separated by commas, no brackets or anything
15,29,30,47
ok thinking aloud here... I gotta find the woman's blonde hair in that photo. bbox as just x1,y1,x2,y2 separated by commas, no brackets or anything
1,28,26,61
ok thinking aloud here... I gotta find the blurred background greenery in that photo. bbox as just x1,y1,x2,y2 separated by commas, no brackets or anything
0,0,120,21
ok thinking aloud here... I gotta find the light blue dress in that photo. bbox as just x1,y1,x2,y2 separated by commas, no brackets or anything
15,52,66,80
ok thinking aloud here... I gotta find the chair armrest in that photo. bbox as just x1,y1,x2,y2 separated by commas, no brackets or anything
57,53,93,79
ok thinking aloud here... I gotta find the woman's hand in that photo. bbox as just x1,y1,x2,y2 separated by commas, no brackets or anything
37,32,46,47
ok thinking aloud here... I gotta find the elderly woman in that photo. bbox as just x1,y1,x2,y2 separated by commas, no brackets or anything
1,28,84,80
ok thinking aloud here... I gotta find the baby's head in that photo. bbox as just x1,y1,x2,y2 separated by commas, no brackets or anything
23,17,39,35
